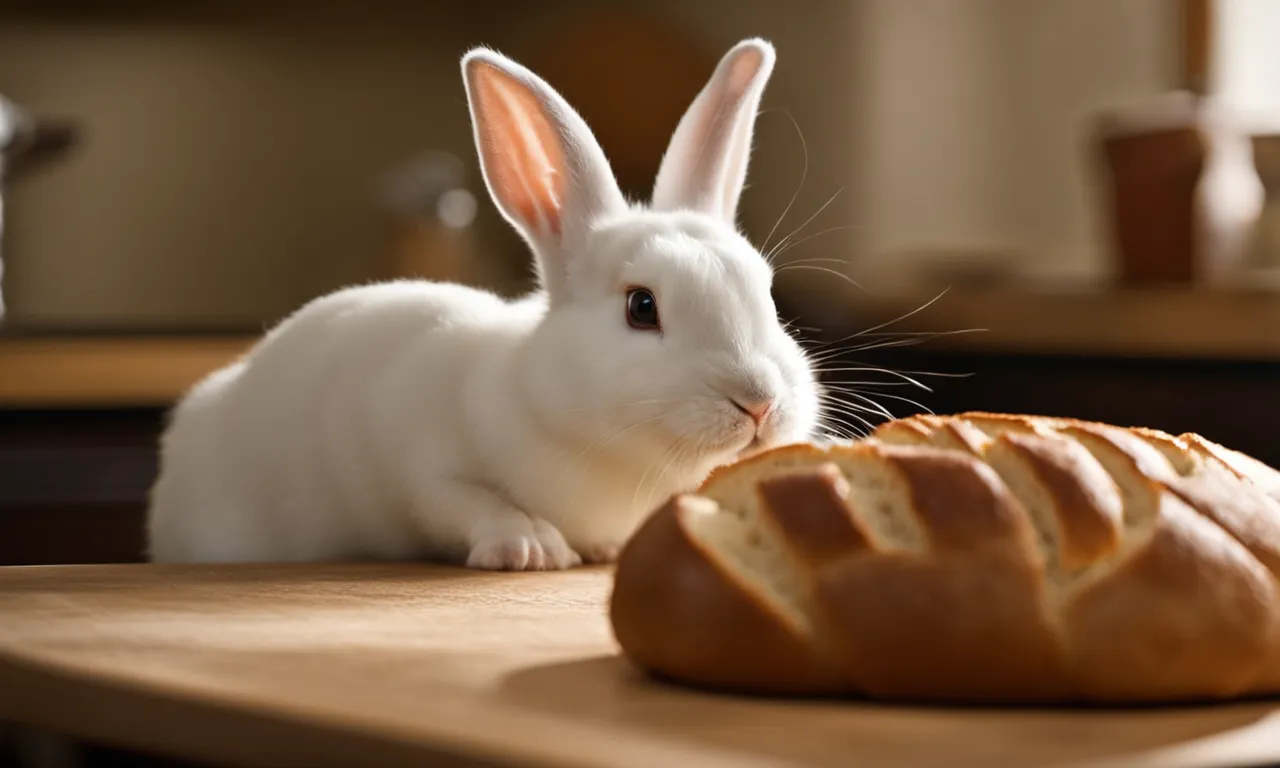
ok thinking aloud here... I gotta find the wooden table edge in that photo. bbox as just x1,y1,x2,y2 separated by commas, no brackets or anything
0,622,774,768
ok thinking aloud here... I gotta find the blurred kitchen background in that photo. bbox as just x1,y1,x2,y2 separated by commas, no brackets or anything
1,0,1278,565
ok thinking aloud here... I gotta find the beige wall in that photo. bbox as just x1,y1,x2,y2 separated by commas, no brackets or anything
0,0,1179,331
0,0,861,330
1212,0,1280,125
0,5,503,329
852,0,1182,286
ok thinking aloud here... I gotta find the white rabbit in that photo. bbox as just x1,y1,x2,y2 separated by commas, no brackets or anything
146,38,822,570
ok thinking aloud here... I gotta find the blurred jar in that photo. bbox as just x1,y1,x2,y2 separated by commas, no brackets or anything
1094,93,1261,287
1247,134,1280,272
373,150,478,286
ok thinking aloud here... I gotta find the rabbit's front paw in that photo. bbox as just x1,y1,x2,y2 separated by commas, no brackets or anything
466,517,582,571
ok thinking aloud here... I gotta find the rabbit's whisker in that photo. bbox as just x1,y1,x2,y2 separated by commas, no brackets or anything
817,396,894,423
805,328,986,364
816,379,917,388
816,400,880,434
811,365,974,385
816,413,869,440
644,438,693,512
552,413,669,497
809,289,956,356
821,385,936,415
811,366,936,391
633,436,689,513
766,187,845,263
769,226,866,271
818,391,894,421
772,263,866,294
760,108,809,261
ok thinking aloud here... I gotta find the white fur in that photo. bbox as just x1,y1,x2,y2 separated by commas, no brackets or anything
146,38,821,569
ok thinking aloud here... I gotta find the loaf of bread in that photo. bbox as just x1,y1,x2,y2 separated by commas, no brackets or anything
608,412,1280,704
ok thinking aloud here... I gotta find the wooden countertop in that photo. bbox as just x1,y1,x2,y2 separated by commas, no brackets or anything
1,563,1278,768
0,335,253,407
837,286,1280,361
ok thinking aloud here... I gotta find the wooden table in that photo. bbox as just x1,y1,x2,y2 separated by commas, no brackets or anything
2,564,1280,768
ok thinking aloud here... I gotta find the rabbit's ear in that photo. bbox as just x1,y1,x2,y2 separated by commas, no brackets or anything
462,48,627,302
651,39,776,226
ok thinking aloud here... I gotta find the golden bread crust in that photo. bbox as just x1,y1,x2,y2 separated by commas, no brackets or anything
695,442,831,493
609,412,1280,704
1064,493,1280,700
815,550,1069,702
608,495,846,696
755,464,872,567
996,430,1124,569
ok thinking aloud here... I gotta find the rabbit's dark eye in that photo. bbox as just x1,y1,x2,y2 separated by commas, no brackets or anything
626,288,660,331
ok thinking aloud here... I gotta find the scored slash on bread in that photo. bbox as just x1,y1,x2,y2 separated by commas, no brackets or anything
608,412,1280,704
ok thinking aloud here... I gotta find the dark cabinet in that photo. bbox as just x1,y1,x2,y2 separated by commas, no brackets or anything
0,408,162,565
2,349,1277,566
838,349,1280,469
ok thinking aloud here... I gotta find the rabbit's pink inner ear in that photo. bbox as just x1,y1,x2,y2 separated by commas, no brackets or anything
724,45,767,95
652,40,774,224
717,47,769,217
470,62,566,238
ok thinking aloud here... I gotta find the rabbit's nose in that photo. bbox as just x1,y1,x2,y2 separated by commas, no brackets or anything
732,397,775,426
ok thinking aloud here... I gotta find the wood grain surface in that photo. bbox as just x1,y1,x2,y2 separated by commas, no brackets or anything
1,564,1278,767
